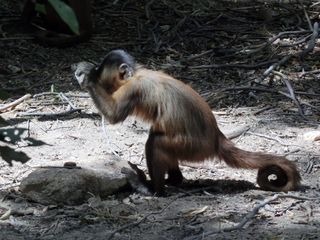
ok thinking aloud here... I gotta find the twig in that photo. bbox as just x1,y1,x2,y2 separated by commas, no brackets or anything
305,159,314,174
222,86,320,114
280,33,312,47
65,93,90,98
299,69,320,76
253,105,273,115
186,30,310,63
258,55,292,83
0,94,32,112
33,92,60,98
17,108,81,117
145,0,156,20
189,59,277,70
272,71,306,120
256,24,318,83
185,194,319,240
241,30,311,55
186,49,213,61
282,80,304,115
223,85,320,97
301,102,320,112
58,92,77,109
246,131,296,147
301,1,313,31
311,1,320,7
299,22,319,59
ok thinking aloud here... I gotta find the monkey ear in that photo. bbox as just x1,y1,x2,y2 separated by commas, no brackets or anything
119,63,133,79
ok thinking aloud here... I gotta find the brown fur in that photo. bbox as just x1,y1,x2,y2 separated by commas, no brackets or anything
75,50,301,195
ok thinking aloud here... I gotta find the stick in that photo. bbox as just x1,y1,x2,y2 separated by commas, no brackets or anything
272,71,306,119
59,92,77,109
243,30,311,55
299,69,320,76
33,92,60,98
299,22,319,59
188,59,277,70
222,86,320,114
223,85,320,98
0,94,32,112
301,1,313,31
17,108,81,117
246,131,300,147
258,55,292,83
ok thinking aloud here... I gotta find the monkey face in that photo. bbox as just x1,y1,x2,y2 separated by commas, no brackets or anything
73,61,96,89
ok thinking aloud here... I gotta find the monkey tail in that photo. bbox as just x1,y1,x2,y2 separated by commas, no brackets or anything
217,136,301,192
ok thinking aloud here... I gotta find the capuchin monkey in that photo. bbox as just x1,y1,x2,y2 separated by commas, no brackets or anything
74,49,301,196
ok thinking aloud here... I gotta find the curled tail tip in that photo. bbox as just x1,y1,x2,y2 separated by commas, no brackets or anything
257,163,301,192
218,137,301,192
218,138,301,192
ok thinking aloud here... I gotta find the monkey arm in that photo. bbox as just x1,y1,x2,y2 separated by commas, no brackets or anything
88,83,136,124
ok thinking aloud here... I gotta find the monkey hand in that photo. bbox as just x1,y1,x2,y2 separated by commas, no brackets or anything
72,61,95,89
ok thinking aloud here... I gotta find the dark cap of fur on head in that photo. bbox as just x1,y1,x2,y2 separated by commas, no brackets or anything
101,49,135,69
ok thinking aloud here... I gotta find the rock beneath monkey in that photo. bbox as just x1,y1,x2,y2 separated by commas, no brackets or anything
20,164,128,205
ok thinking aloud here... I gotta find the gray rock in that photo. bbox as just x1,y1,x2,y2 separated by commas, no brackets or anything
20,163,128,205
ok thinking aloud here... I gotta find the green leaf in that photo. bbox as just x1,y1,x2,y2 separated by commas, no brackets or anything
48,0,80,35
35,3,46,14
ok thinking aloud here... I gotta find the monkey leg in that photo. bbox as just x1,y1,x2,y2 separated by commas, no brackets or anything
145,132,166,195
146,132,179,196
167,165,183,186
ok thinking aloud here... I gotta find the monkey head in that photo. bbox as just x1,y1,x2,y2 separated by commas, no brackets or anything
73,49,136,92
99,49,136,80
73,61,95,89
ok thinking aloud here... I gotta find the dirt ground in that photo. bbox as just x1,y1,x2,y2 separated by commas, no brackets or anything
1,1,320,240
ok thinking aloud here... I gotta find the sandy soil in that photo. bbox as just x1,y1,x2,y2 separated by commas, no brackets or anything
0,96,319,240
1,1,320,239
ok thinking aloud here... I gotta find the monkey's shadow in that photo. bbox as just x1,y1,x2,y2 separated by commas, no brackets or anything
127,162,257,195
167,178,257,195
